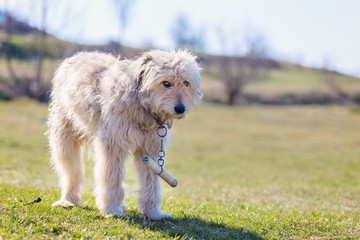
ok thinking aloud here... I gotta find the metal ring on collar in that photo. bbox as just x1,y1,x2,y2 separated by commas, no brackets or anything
158,150,166,158
157,125,167,137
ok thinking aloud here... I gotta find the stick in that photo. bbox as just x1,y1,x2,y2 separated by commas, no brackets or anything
142,155,178,187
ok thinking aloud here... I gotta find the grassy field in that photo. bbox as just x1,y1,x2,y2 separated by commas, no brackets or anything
1,99,360,239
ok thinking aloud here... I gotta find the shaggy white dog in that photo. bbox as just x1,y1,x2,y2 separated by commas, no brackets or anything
47,49,202,220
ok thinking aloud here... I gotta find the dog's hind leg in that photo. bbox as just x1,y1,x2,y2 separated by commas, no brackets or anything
49,117,84,208
93,137,127,217
133,149,175,220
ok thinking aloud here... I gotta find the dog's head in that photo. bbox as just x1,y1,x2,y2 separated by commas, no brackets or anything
136,49,202,127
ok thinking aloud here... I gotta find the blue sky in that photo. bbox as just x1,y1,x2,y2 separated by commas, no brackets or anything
1,0,360,77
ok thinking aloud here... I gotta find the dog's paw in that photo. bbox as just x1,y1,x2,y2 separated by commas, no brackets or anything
105,208,125,218
52,199,79,208
147,213,175,221
144,208,175,220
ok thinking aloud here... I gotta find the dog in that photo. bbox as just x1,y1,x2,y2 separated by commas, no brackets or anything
47,49,202,220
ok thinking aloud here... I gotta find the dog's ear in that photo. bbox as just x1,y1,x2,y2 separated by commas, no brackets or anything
135,55,153,91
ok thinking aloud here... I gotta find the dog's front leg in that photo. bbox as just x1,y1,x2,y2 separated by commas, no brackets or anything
93,137,127,218
134,149,175,220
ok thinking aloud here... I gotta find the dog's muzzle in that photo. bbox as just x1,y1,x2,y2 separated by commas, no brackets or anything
174,104,185,114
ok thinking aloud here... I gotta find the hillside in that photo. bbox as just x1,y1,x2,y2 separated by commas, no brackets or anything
201,56,360,104
1,15,360,104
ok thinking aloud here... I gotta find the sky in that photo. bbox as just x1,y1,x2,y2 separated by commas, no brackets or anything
1,0,360,77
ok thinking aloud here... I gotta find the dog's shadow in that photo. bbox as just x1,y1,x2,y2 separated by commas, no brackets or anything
116,210,265,240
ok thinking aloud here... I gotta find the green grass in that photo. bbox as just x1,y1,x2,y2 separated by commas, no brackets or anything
1,99,360,239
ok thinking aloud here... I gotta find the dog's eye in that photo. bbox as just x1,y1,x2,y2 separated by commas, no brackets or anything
184,81,189,87
163,81,171,88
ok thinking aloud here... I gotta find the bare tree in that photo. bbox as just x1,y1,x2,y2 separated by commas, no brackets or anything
1,1,94,100
0,12,29,97
220,57,250,105
216,25,271,105
30,0,48,100
170,14,205,51
2,13,18,83
321,57,348,104
244,29,269,59
112,0,134,52
31,0,90,100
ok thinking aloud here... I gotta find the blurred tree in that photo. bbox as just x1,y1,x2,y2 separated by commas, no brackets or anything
2,13,18,83
1,0,89,100
0,12,29,98
219,57,250,105
217,25,272,105
170,14,205,51
321,57,348,104
244,28,269,59
31,0,89,100
31,0,48,100
112,0,134,52
244,28,272,80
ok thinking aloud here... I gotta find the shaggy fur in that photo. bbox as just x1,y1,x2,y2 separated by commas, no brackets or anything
47,49,202,220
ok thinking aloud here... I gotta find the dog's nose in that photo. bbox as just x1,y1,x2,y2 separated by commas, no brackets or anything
174,104,185,114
